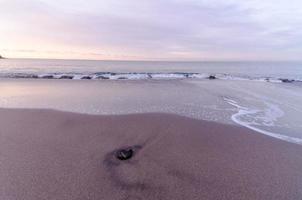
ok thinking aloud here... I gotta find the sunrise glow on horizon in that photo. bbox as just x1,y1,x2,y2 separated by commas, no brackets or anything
1,0,302,61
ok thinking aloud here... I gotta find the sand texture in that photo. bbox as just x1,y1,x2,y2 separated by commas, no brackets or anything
0,109,302,200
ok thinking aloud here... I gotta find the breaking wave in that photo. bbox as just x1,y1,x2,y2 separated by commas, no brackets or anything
0,72,301,83
224,97,302,145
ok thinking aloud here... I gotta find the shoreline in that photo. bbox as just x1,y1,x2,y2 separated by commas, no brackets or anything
0,108,301,199
1,78,301,141
224,97,302,145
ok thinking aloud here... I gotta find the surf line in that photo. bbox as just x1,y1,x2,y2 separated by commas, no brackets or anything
224,97,302,145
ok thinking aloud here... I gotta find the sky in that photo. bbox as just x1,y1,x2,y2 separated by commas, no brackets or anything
0,0,302,61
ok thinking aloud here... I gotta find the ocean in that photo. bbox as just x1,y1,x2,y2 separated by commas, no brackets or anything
0,59,302,81
0,58,302,144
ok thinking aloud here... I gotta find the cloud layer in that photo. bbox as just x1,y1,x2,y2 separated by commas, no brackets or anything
0,0,301,60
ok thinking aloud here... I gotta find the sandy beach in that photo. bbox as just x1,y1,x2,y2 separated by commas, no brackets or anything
2,0,302,198
0,108,301,200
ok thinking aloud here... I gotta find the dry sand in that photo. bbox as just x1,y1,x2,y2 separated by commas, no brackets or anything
0,108,302,200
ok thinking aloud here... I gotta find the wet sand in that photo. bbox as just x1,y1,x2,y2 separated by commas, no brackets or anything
0,108,302,200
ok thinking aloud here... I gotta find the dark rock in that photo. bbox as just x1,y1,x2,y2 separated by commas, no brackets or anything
32,75,39,79
184,73,190,78
59,75,73,79
97,76,110,79
279,78,294,83
81,76,92,80
15,74,38,79
116,148,134,160
41,75,54,79
117,77,127,80
208,75,216,80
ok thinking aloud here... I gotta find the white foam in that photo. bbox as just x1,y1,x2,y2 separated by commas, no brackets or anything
72,74,84,80
224,97,302,145
189,73,209,79
218,74,249,81
0,72,300,84
113,73,150,80
150,73,186,79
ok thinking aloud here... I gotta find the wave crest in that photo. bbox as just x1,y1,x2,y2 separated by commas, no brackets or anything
0,72,301,83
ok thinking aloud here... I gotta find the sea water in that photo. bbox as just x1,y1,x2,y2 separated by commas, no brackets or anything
0,59,301,81
0,59,302,144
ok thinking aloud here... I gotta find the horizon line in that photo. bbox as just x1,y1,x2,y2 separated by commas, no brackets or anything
2,56,302,63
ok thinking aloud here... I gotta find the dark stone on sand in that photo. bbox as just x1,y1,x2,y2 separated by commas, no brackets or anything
279,78,294,83
0,55,4,59
118,77,127,80
116,148,133,160
208,75,216,80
